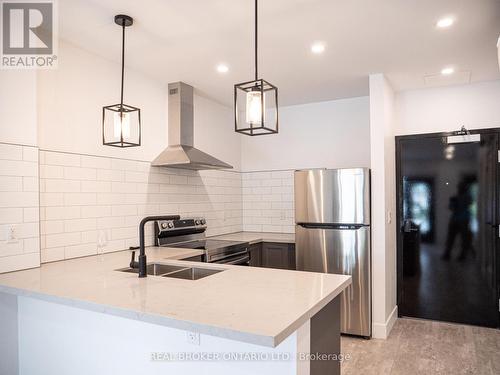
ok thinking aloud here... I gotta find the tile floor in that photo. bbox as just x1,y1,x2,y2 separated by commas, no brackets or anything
341,318,500,375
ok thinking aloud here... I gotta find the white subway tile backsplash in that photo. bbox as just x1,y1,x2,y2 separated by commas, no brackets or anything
125,171,149,183
64,192,97,206
241,170,295,234
36,153,299,263
111,226,136,240
0,159,38,177
23,237,40,254
0,176,23,191
81,180,111,193
111,158,139,171
98,239,126,254
0,143,23,160
14,222,39,239
111,205,137,217
45,179,80,193
0,253,39,273
64,218,97,233
40,165,64,179
41,220,64,235
45,232,81,248
22,146,38,162
44,206,80,220
0,240,24,257
96,216,126,229
41,247,64,263
97,169,125,182
65,243,97,259
43,151,81,167
0,192,39,208
0,208,23,224
0,144,40,271
81,155,112,169
40,192,64,207
1,146,298,271
63,166,97,181
80,205,112,218
23,176,39,192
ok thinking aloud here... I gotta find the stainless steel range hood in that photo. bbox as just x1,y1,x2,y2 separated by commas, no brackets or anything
151,82,233,170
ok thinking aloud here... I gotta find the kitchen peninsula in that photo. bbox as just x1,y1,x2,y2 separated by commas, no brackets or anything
0,245,350,375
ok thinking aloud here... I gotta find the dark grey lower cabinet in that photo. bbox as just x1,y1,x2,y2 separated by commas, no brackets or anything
248,243,262,267
256,242,295,270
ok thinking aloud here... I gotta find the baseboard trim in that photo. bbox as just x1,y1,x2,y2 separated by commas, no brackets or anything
372,305,398,339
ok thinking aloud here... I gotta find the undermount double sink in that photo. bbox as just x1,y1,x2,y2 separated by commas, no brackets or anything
117,263,223,280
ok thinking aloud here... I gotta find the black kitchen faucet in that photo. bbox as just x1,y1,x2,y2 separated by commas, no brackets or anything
130,215,180,277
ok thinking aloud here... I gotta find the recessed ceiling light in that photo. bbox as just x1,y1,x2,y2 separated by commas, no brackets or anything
216,64,229,73
441,67,455,75
311,42,326,54
437,17,454,28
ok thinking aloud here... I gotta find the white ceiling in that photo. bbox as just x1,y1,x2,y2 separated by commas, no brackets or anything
59,0,500,106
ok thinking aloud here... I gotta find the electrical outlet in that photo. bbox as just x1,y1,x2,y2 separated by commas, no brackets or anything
186,331,200,345
5,225,19,243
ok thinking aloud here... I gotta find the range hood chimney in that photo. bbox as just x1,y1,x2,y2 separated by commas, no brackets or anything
151,82,233,170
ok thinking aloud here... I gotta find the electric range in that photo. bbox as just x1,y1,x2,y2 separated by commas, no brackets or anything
154,217,250,265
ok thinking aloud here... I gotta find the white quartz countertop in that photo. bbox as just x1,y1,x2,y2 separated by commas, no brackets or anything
209,231,295,244
0,245,350,348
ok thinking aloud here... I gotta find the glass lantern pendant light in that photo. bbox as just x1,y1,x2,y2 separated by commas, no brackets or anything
234,0,278,136
103,15,141,147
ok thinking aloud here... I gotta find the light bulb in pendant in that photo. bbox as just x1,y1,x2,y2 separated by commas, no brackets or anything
114,111,130,139
246,91,264,126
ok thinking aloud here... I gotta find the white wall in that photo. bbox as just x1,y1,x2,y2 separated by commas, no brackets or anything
369,74,397,339
17,296,300,375
194,94,241,171
37,41,167,161
0,71,37,146
395,80,500,135
36,41,240,169
240,96,370,172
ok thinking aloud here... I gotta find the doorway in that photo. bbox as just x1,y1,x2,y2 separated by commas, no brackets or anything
396,129,500,328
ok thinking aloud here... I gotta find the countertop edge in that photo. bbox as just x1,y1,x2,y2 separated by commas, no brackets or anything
272,275,352,346
209,231,295,245
0,284,275,348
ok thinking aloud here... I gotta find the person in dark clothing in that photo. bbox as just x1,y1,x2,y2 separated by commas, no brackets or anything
442,181,473,261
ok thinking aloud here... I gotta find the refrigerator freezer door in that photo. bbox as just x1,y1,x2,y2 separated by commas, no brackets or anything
295,224,371,337
294,168,370,225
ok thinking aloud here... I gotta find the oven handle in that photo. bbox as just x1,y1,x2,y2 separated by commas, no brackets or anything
217,254,250,265
210,249,248,263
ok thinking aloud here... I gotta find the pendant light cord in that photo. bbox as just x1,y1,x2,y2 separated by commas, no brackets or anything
254,0,258,81
120,20,125,107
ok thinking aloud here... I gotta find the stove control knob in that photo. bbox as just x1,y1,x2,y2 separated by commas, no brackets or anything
195,220,201,225
201,219,206,225
161,222,168,229
167,222,174,228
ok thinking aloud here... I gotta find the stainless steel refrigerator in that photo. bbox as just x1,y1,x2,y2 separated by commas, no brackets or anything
295,168,371,337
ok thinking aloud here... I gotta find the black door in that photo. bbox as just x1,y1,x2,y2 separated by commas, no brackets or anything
397,130,499,328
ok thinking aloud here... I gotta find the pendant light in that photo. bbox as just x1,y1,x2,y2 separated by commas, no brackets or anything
103,15,141,147
234,0,278,136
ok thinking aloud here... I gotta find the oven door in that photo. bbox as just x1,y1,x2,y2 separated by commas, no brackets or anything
211,251,250,266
